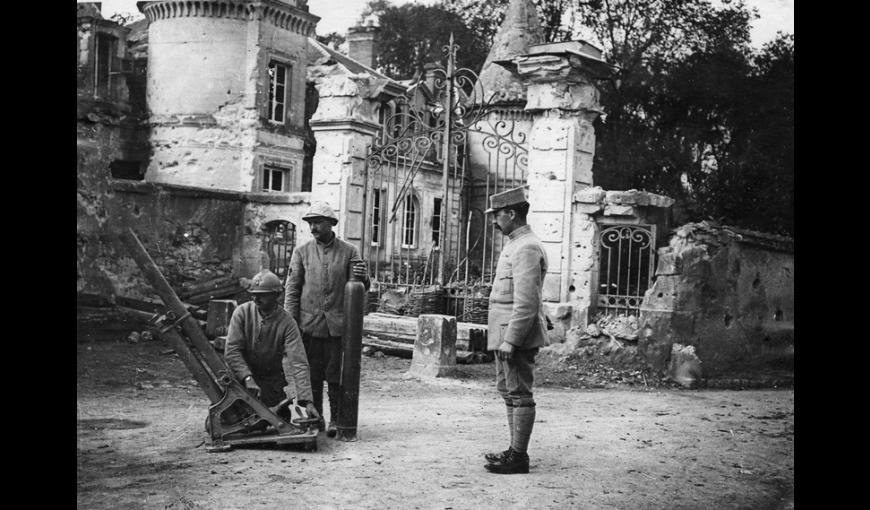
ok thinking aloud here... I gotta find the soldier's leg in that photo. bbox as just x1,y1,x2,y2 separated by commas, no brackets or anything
303,334,325,420
324,336,343,437
510,348,539,455
486,348,538,474
485,356,515,463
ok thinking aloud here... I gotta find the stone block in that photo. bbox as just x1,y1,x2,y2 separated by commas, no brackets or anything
655,251,683,276
528,150,569,180
530,118,570,150
574,186,606,204
574,120,596,153
605,190,638,205
542,274,562,302
528,212,563,243
668,343,703,388
575,203,602,214
540,241,564,273
572,151,594,185
603,204,636,216
528,179,567,212
408,314,457,378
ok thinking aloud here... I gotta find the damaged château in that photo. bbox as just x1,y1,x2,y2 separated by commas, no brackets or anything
77,0,793,386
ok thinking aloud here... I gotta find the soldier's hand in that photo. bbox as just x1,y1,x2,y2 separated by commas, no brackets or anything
305,403,320,420
497,342,515,362
352,261,367,279
244,377,261,397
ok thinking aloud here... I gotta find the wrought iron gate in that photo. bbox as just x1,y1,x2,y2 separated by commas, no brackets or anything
264,220,296,283
362,35,529,322
597,224,657,316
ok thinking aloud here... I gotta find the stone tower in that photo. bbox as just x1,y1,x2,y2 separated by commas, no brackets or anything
139,0,319,193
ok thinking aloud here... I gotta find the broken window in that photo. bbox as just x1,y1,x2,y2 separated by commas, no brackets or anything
262,165,290,192
431,197,442,248
401,193,418,248
371,188,386,246
109,160,144,180
267,61,290,124
94,33,117,98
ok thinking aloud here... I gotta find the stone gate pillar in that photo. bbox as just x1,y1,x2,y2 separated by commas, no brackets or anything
308,68,383,247
514,43,612,329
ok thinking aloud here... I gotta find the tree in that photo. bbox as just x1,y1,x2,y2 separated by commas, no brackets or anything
443,0,574,45
358,1,490,80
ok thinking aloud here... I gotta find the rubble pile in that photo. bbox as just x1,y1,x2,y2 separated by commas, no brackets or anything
538,314,667,388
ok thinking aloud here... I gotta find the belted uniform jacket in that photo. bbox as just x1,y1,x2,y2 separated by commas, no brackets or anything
224,301,313,402
487,224,549,351
284,234,370,338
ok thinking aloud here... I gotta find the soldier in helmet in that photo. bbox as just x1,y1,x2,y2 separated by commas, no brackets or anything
224,270,320,421
482,186,549,474
285,201,370,437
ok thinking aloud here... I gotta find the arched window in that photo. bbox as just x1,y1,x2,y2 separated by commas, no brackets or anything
401,193,419,248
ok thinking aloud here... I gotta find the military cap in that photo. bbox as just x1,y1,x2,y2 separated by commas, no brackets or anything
485,186,529,214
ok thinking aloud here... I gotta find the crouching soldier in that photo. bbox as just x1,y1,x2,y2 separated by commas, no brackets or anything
224,270,320,422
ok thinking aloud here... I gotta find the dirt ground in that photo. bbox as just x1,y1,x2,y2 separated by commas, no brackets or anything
77,334,794,510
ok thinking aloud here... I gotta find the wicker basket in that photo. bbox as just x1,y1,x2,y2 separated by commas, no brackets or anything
405,286,446,317
461,296,490,324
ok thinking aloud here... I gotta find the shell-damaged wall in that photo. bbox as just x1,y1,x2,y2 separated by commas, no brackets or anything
77,178,245,303
78,176,313,303
638,222,794,383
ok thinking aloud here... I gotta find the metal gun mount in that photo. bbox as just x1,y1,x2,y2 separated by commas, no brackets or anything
119,228,318,453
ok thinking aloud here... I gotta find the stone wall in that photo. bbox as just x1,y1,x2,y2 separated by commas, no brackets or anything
638,222,794,383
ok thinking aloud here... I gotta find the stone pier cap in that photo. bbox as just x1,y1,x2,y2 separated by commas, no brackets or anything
574,186,675,216
506,40,617,82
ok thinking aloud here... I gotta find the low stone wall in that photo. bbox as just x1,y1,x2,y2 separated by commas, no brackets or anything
638,222,794,384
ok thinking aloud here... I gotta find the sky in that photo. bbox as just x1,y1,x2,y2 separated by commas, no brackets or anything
90,0,793,48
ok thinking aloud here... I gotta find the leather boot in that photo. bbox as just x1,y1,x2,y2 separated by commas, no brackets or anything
484,404,514,463
484,448,529,474
326,382,340,438
485,405,535,474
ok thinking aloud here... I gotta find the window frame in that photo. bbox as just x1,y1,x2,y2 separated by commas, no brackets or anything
401,193,419,249
370,188,387,247
267,60,291,125
94,32,118,99
431,197,442,250
261,164,291,192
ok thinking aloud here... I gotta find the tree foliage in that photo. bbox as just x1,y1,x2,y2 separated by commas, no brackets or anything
361,0,793,235
358,1,490,80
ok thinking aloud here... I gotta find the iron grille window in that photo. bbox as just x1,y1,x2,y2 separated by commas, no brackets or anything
371,189,385,246
267,61,290,124
402,194,418,248
262,165,289,192
432,197,442,248
597,224,657,316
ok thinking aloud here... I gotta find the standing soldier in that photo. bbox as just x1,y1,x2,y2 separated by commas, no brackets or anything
285,201,370,437
482,186,549,474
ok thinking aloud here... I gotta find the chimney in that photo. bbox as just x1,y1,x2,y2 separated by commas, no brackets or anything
347,21,380,70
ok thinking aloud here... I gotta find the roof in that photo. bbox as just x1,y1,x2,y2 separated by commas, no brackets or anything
475,0,544,105
307,38,406,99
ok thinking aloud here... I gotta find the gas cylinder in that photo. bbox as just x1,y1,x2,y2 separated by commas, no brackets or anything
337,265,366,441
